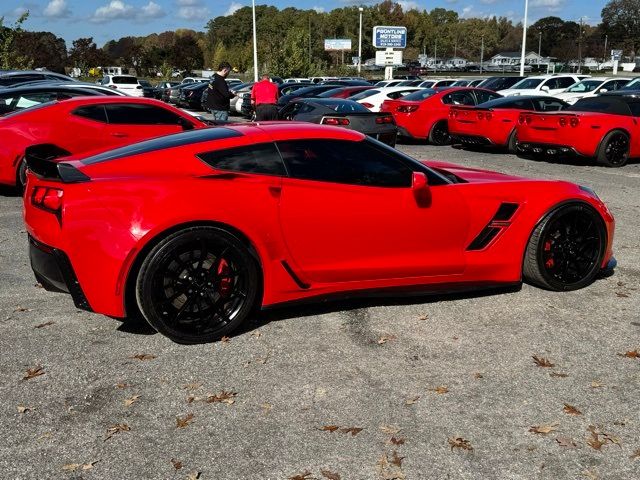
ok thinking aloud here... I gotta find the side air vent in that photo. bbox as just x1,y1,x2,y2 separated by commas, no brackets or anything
467,203,520,251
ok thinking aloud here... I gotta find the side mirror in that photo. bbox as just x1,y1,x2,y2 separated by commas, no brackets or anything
541,85,550,92
599,88,608,93
412,171,431,207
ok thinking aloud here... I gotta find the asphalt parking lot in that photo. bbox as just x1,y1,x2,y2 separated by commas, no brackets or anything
1,142,639,480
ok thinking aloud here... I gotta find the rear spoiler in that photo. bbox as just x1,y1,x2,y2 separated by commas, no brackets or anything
449,105,492,112
26,147,90,183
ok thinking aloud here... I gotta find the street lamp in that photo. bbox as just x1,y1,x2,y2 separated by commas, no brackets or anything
480,35,484,74
252,0,258,82
358,7,363,74
519,0,529,76
538,30,542,70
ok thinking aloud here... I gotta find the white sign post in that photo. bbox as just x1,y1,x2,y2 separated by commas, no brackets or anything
373,26,407,81
611,49,622,75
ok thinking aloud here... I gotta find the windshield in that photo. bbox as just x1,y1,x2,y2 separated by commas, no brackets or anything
511,78,544,90
622,78,640,90
567,80,603,93
350,89,379,101
401,89,437,101
317,100,369,113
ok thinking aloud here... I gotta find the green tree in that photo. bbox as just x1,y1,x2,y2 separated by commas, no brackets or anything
0,11,32,69
601,0,640,57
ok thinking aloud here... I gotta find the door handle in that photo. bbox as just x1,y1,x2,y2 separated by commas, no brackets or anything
111,132,128,138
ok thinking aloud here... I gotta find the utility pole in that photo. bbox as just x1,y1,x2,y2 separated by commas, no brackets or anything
434,38,437,74
604,34,608,62
308,14,311,74
577,17,584,74
251,0,258,81
538,30,542,70
480,35,484,74
519,0,529,76
358,7,363,74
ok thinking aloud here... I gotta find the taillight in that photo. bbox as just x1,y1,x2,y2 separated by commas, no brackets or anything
397,105,419,113
518,114,525,124
570,117,579,128
559,117,567,127
361,102,374,109
31,187,63,216
477,112,484,120
376,115,394,124
525,115,532,125
322,117,350,126
485,112,492,121
449,110,457,118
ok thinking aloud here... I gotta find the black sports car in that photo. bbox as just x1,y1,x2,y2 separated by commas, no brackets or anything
278,98,397,146
0,84,119,115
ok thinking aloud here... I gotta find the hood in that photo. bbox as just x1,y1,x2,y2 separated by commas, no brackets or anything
423,160,528,183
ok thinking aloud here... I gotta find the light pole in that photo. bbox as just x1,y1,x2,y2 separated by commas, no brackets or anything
538,30,542,70
358,7,363,74
519,0,529,76
252,0,258,82
604,34,608,62
434,38,437,74
480,35,484,74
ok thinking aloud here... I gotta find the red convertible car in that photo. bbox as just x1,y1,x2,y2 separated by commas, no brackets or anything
516,94,640,167
24,123,615,343
448,96,568,153
380,87,501,145
0,96,206,190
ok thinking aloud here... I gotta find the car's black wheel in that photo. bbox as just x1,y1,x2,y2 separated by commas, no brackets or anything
596,130,629,167
507,129,518,154
16,157,27,193
428,120,451,146
523,203,606,291
136,227,260,344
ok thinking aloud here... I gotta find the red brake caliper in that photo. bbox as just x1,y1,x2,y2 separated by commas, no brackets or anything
216,258,232,297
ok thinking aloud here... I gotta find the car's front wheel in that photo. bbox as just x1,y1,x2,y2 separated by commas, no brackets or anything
523,203,606,291
136,226,260,344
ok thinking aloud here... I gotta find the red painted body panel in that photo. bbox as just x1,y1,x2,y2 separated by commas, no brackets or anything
0,96,206,186
516,111,639,158
448,106,520,146
23,124,615,320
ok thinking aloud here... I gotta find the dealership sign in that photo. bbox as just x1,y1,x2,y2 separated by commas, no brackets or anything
324,39,352,51
373,26,407,49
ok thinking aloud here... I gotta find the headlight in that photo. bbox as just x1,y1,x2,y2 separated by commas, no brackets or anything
579,185,600,201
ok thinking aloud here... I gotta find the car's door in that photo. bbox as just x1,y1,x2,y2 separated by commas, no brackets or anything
62,104,111,152
277,139,469,284
103,104,188,143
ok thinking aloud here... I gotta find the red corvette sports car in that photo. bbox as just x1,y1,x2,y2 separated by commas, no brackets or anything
24,123,615,343
0,96,206,189
448,96,568,153
380,87,501,145
516,94,640,167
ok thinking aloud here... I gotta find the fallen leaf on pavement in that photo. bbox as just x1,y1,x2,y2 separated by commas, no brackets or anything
115,383,129,389
183,383,202,391
289,470,313,480
320,469,340,480
590,381,605,388
586,425,620,450
186,471,201,480
556,436,577,448
376,452,405,480
13,306,32,312
390,437,405,445
340,427,363,436
532,355,555,368
417,314,429,321
618,350,639,358
432,386,449,394
104,423,130,441
380,425,401,435
377,334,397,345
405,395,420,405
220,336,230,343
206,390,237,405
23,366,45,381
390,450,404,467
319,425,340,433
34,321,55,329
17,405,31,414
563,404,582,416
448,437,473,451
474,372,484,379
171,459,183,470
251,331,262,338
62,464,81,471
124,395,141,408
176,413,194,428
630,448,640,460
615,292,629,298
549,372,569,378
529,423,559,435
261,403,272,413
130,354,156,361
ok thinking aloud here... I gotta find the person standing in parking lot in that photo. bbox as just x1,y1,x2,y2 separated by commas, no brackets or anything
251,74,279,121
206,62,235,121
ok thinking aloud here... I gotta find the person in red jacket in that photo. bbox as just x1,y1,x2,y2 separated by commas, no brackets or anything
251,74,279,121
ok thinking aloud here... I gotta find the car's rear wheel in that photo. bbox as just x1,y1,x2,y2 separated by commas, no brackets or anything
507,129,518,154
428,120,451,146
596,130,629,167
523,203,606,291
136,227,259,344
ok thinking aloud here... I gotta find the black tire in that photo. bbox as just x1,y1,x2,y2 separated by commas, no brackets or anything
507,129,518,154
428,120,451,146
523,203,606,291
16,157,27,193
596,130,629,167
135,226,260,344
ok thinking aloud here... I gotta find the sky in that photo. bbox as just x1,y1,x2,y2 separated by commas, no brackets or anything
1,0,609,47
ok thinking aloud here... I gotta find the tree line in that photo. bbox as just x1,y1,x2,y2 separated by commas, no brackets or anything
0,0,638,78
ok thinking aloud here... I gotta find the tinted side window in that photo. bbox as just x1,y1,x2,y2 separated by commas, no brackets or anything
501,99,534,110
277,139,412,187
442,91,475,105
105,104,183,125
557,77,577,89
628,102,640,117
72,105,108,123
474,90,501,104
535,99,566,112
197,143,286,176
